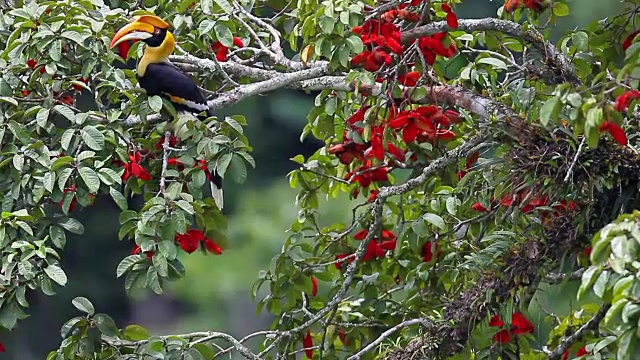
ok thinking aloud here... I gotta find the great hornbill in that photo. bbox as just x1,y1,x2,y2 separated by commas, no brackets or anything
109,15,224,209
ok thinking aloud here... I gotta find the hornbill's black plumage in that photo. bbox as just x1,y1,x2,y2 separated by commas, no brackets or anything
110,15,224,209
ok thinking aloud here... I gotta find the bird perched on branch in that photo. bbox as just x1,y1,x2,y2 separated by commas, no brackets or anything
109,15,224,209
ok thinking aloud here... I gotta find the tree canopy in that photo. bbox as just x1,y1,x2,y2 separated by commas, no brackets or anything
0,0,639,359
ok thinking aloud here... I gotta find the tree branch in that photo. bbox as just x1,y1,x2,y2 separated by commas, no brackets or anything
547,303,611,360
347,318,434,360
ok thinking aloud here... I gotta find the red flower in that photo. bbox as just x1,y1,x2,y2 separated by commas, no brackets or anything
613,90,640,112
457,171,467,180
0,340,5,352
117,40,139,59
441,4,458,29
211,37,244,62
175,229,205,254
337,328,351,345
203,238,223,255
398,71,421,86
421,241,441,262
121,151,152,181
489,314,504,327
562,350,569,360
21,89,30,96
599,120,628,146
27,59,37,69
493,329,511,343
584,246,592,257
367,189,379,202
511,312,534,335
576,346,588,357
388,106,440,143
417,33,457,65
328,141,367,165
58,94,74,105
167,158,186,171
311,276,318,296
303,331,314,359
155,134,178,150
131,244,154,259
505,0,546,12
623,30,640,50
398,8,420,22
345,161,389,188
471,202,488,212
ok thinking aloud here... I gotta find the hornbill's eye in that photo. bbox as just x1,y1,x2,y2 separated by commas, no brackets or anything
154,28,161,35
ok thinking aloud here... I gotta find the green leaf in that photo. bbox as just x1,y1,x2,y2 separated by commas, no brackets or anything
477,57,507,69
94,313,119,337
117,255,140,278
422,213,445,230
147,267,163,294
540,97,561,126
153,254,169,277
61,129,75,151
109,188,128,210
553,2,570,16
572,31,589,52
123,325,149,341
79,167,100,193
229,155,247,184
72,297,95,315
53,105,75,121
148,95,163,112
57,217,85,235
44,264,68,286
81,125,105,151
51,156,74,171
36,108,50,127
214,23,233,47
214,0,233,14
49,225,66,249
198,19,215,34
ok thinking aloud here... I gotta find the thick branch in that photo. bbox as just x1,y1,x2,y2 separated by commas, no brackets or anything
402,19,580,86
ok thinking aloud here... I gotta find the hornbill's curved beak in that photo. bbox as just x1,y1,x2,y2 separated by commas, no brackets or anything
109,15,171,49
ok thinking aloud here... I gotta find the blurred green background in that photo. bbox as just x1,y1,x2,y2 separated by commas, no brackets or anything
0,0,624,358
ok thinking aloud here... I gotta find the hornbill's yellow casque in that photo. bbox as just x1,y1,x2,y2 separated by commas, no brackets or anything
109,15,224,209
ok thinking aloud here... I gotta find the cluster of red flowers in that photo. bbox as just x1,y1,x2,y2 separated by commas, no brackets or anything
489,312,534,343
388,105,460,143
114,151,152,181
175,228,222,254
351,4,458,72
329,104,461,199
504,0,547,13
131,229,222,258
471,189,576,216
351,18,403,72
211,37,244,62
598,89,639,146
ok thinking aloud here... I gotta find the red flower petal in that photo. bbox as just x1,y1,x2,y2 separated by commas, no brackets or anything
203,239,223,255
354,229,368,240
446,12,458,29
511,312,534,335
232,37,245,47
471,202,488,212
303,331,314,359
311,276,318,296
493,329,511,343
27,59,37,69
576,346,588,357
337,328,351,345
0,340,6,352
600,120,628,145
623,30,640,50
421,241,434,262
489,314,504,327
402,123,419,143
